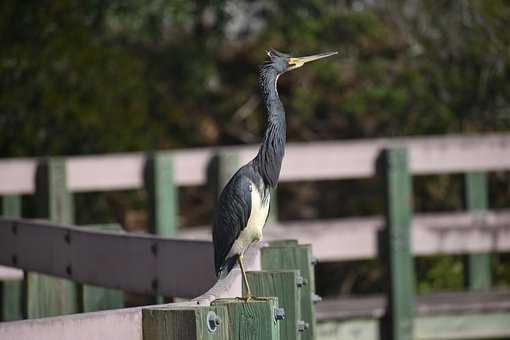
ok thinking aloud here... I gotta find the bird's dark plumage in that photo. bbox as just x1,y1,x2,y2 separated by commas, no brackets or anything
212,48,337,279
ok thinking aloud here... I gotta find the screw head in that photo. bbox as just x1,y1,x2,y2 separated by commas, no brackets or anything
207,311,220,332
296,275,307,287
312,293,322,303
297,320,309,332
273,307,285,321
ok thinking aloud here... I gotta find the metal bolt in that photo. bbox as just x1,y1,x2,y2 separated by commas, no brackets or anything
64,232,71,244
207,311,220,332
273,307,285,321
151,243,158,256
297,320,309,332
151,278,158,291
312,293,322,304
296,275,307,287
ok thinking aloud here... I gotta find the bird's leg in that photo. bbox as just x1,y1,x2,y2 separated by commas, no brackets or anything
238,254,252,300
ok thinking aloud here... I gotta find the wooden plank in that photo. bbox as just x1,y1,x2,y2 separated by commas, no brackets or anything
81,224,124,313
1,195,23,321
246,270,301,340
28,158,79,318
463,172,491,290
378,148,415,340
0,306,142,340
0,218,219,298
141,153,177,306
0,159,36,195
261,245,316,340
176,209,510,261
213,298,280,339
145,152,178,236
67,153,145,192
2,134,510,194
315,291,510,321
143,305,229,340
316,313,510,340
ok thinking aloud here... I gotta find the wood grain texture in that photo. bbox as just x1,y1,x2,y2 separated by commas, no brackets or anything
378,148,415,340
1,195,23,321
246,271,300,340
213,298,280,340
261,245,316,340
463,172,491,291
29,158,78,318
145,152,178,236
143,305,230,340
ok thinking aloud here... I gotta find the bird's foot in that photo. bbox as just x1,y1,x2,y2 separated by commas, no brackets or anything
236,295,272,302
236,294,253,302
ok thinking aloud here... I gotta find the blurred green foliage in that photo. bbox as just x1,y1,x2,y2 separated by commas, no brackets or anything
2,0,510,296
2,0,509,156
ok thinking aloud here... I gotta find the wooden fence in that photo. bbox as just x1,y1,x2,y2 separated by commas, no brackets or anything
1,134,510,339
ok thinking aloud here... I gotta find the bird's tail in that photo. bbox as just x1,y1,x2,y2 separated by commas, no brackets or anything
218,256,237,280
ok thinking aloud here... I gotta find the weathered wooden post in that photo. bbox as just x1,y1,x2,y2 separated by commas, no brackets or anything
212,150,241,198
463,172,491,290
0,195,23,321
145,152,178,236
31,158,79,318
377,148,415,340
144,152,178,303
261,242,317,340
247,270,302,340
143,298,281,340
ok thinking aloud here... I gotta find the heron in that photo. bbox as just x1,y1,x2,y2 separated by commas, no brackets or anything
213,48,337,299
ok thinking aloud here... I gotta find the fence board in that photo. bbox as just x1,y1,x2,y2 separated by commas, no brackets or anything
0,218,216,298
2,134,510,194
177,210,510,261
0,306,142,340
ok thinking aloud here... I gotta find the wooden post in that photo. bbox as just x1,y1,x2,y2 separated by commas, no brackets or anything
463,172,491,290
143,305,228,340
377,148,415,340
1,195,23,321
30,158,79,318
213,151,240,197
144,152,178,304
246,270,302,340
81,224,124,312
145,152,178,236
144,299,281,340
261,243,316,340
214,298,280,340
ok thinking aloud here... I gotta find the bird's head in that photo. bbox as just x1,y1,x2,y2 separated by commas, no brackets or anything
264,48,338,74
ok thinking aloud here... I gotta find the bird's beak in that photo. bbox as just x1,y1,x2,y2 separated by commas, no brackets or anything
288,51,338,70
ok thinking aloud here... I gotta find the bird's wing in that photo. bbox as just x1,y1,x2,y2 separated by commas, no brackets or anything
212,172,252,275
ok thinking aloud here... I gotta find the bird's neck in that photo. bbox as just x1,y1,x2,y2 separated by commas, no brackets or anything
254,67,286,188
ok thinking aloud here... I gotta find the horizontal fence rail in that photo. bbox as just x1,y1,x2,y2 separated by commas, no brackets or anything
177,210,510,261
1,134,510,194
0,218,216,298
